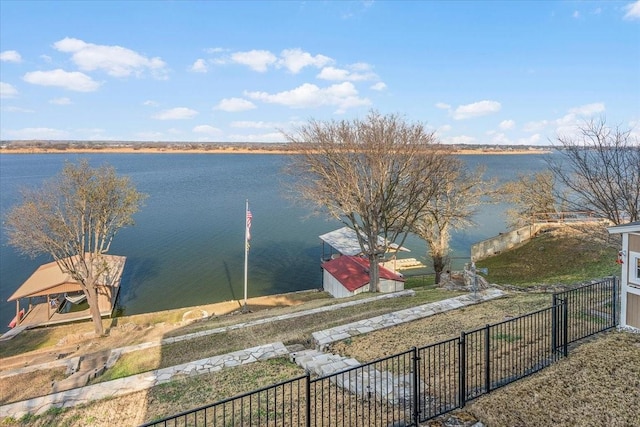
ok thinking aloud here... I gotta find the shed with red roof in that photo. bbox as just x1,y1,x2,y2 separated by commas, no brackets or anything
321,255,405,298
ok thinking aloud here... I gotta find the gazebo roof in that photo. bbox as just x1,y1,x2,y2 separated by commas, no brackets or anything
8,254,126,301
319,227,409,256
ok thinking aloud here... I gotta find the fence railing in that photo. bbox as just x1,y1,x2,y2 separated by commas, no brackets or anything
142,278,618,427
553,276,618,346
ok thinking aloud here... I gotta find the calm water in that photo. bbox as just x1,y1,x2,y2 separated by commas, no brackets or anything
0,153,550,331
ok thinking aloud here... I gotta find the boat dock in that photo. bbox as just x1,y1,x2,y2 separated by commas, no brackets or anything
1,255,126,341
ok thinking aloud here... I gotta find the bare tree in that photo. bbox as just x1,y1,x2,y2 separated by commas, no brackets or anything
500,171,557,228
283,111,448,291
547,119,639,225
411,161,490,283
5,160,146,336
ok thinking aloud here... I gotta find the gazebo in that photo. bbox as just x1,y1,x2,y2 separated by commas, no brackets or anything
7,254,126,330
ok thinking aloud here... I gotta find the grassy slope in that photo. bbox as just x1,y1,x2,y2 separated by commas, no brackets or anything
476,227,620,286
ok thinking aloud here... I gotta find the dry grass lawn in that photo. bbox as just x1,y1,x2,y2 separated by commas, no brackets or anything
329,293,551,361
469,331,640,427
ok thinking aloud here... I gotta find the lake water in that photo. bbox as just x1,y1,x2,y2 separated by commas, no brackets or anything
0,152,550,331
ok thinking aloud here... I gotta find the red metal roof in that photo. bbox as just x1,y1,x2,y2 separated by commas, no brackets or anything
322,256,404,292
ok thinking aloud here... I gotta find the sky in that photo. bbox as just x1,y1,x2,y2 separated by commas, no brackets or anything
0,0,639,145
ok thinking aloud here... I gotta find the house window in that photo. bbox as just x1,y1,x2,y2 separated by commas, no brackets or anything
631,251,640,286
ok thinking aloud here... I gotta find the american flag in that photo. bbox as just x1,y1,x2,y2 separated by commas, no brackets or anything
246,209,253,241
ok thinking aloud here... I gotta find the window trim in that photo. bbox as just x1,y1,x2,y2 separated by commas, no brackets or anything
630,251,640,286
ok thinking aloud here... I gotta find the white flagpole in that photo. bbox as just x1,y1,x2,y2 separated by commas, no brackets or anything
243,199,249,311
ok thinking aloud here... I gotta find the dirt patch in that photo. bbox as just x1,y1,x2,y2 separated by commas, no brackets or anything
0,368,66,405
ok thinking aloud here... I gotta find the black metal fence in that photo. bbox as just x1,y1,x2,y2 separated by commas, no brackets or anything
142,278,618,427
553,276,618,346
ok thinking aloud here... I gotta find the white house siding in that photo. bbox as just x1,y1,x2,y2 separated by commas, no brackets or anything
624,233,640,329
378,278,405,293
322,270,369,298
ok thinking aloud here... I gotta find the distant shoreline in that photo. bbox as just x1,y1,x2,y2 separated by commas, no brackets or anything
0,146,551,155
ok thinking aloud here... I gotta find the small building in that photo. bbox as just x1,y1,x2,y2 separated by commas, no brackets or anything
321,255,405,298
608,221,640,330
6,254,126,331
319,226,422,271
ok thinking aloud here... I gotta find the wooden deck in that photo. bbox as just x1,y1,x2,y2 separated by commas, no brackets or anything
18,285,120,329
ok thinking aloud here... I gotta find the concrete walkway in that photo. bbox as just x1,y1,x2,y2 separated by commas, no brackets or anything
0,289,505,419
312,288,504,350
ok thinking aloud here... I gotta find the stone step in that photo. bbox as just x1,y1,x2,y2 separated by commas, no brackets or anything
290,349,360,377
52,351,111,393
291,348,422,406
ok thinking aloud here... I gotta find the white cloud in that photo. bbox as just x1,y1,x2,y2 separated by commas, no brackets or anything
228,132,286,143
152,107,198,120
245,82,370,113
49,97,72,105
134,131,165,140
441,135,477,145
76,128,108,139
490,132,510,145
4,127,70,139
3,106,34,113
438,124,452,133
190,59,208,73
231,121,279,129
499,119,515,130
143,100,159,107
205,47,226,54
452,100,501,120
516,133,541,145
1,50,22,63
23,69,101,92
215,98,256,112
278,48,333,73
193,125,222,134
0,82,19,98
40,54,52,63
435,102,451,110
523,119,549,132
370,82,387,91
53,37,168,79
624,1,640,19
317,63,377,82
568,102,605,116
230,50,277,72
572,10,580,19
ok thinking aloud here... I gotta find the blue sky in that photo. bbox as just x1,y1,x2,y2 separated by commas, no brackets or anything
1,0,639,145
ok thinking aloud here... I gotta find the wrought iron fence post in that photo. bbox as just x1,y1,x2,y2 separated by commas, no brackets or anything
562,298,569,358
305,373,311,427
459,331,466,408
552,295,558,354
613,276,618,327
412,346,420,425
484,324,491,394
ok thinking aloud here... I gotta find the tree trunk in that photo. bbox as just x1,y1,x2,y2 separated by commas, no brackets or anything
433,253,445,284
84,284,104,337
368,253,380,292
